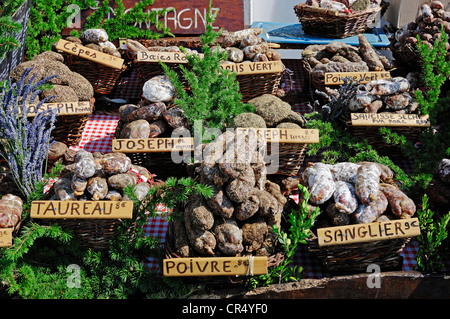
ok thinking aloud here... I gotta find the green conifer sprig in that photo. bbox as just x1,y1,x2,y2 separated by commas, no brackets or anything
161,0,253,142
84,0,174,41
415,25,450,115
416,195,450,273
0,0,24,59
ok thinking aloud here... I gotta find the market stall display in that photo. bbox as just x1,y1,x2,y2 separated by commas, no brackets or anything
293,0,385,38
316,71,430,156
302,161,419,272
219,27,285,101
111,74,192,179
9,51,95,147
33,150,153,250
128,39,200,88
389,1,450,68
233,94,315,176
164,130,285,283
301,34,395,91
2,0,450,299
55,29,125,95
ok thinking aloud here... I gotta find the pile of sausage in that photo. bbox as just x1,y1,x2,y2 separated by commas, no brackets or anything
301,162,416,226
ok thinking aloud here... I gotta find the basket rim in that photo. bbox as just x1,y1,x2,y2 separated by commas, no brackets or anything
294,3,382,18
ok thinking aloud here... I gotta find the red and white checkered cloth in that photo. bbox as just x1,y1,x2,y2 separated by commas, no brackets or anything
70,114,120,153
74,59,426,278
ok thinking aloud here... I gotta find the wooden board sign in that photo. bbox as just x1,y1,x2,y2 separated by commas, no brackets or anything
324,71,391,85
351,113,431,127
64,0,244,36
25,101,92,117
163,256,267,277
112,138,194,153
236,128,320,144
0,228,13,248
30,201,133,219
136,50,203,63
317,218,421,247
55,39,124,69
220,61,284,76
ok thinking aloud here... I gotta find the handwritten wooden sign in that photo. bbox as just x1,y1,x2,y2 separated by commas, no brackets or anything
55,39,124,69
112,138,194,153
220,61,285,76
25,101,92,117
317,218,421,247
0,228,13,247
30,201,133,219
136,50,203,63
236,128,320,144
163,256,267,277
324,71,392,85
64,0,244,36
351,113,431,127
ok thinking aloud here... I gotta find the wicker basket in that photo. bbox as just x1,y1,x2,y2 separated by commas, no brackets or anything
62,54,125,95
51,97,95,147
391,43,421,69
293,3,382,39
237,65,285,102
301,58,327,92
135,59,284,103
266,142,308,177
49,219,123,251
307,230,409,273
133,60,189,89
164,222,284,285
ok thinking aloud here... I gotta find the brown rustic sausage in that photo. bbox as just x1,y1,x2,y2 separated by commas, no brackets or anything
352,191,388,224
333,181,358,214
355,163,381,205
380,183,416,219
302,163,336,205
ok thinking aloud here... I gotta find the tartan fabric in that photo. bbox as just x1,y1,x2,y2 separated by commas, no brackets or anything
75,59,424,277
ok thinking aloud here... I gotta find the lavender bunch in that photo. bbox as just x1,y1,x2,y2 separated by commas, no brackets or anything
0,67,58,198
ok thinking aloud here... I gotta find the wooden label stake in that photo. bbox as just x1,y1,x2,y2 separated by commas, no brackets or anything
324,71,391,85
136,50,203,63
112,138,195,153
163,256,268,277
25,101,92,117
351,113,431,127
55,39,124,69
31,201,133,219
220,61,284,75
317,218,421,247
236,128,320,144
0,228,13,247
